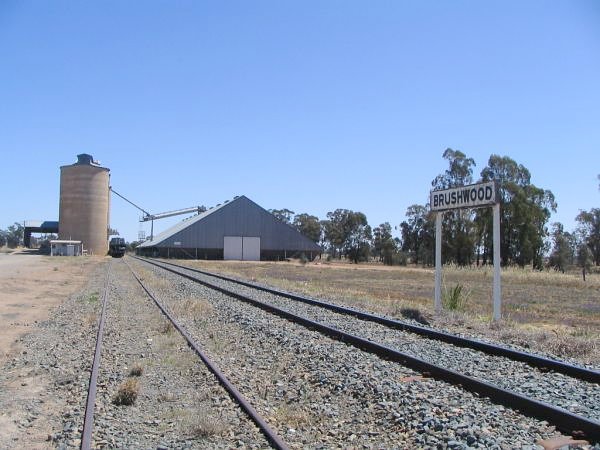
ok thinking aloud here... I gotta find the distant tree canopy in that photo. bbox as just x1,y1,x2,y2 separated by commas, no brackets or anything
399,204,434,266
322,209,370,261
372,222,396,264
432,149,477,266
576,208,600,266
399,150,558,268
292,213,321,243
269,208,295,224
548,222,576,272
247,161,592,268
477,154,556,269
0,223,24,248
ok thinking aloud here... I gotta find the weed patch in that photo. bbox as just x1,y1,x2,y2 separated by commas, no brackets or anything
399,308,430,325
273,404,312,428
442,283,470,311
158,319,175,335
187,411,226,438
113,378,139,406
129,363,143,377
176,298,214,320
85,292,99,304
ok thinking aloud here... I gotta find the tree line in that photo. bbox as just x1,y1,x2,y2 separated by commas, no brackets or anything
269,208,400,264
272,150,600,271
0,222,24,248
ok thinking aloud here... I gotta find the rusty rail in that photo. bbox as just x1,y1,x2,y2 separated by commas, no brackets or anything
80,262,112,450
124,258,289,450
144,257,600,384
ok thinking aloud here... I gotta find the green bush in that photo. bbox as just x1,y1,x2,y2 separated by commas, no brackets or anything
383,250,408,266
442,283,470,311
299,253,308,265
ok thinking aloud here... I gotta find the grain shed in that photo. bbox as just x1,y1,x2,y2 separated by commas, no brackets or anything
136,196,321,260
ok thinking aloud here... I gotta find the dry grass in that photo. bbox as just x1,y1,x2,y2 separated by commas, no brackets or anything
272,404,312,429
157,391,177,402
83,312,98,328
204,331,229,355
177,259,599,364
158,318,175,335
164,407,226,438
113,378,140,406
187,411,226,438
174,297,214,320
129,363,143,377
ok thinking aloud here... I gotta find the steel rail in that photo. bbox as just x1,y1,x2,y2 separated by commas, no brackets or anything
123,258,289,450
81,262,112,450
140,257,600,384
136,256,600,442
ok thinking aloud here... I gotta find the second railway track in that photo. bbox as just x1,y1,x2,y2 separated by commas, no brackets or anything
134,256,600,443
80,259,282,449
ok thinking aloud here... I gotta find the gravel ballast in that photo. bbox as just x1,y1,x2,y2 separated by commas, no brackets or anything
132,257,592,449
164,262,600,422
89,259,269,449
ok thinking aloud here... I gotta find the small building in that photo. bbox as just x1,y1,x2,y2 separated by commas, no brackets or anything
50,240,83,256
137,195,321,260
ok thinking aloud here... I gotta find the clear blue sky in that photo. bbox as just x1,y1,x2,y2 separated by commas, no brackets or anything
2,1,599,242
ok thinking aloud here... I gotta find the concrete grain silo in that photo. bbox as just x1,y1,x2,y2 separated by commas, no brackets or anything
59,154,110,255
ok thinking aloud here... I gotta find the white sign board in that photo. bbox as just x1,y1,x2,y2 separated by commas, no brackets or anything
429,181,502,321
430,181,497,211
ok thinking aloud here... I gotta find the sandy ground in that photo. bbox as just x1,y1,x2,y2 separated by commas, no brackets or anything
0,251,103,449
0,251,100,364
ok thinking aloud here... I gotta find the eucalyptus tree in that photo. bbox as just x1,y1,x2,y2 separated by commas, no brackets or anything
292,213,322,244
399,204,435,265
344,214,372,263
476,155,556,268
3,223,24,248
576,208,600,266
431,148,477,266
322,209,371,261
372,222,396,263
269,208,295,224
548,222,576,272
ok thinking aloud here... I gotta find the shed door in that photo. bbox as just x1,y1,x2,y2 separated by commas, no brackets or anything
224,236,243,260
242,237,260,261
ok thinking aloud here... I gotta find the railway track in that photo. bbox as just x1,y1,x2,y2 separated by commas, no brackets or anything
134,256,600,443
144,258,599,383
79,259,288,450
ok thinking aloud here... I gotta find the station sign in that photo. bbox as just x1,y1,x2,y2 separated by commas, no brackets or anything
429,180,502,321
430,181,498,212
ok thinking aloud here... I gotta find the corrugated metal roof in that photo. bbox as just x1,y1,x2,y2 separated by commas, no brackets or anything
137,195,321,254
137,198,237,248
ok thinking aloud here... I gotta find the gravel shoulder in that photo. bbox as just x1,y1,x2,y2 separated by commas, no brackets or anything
0,256,106,449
